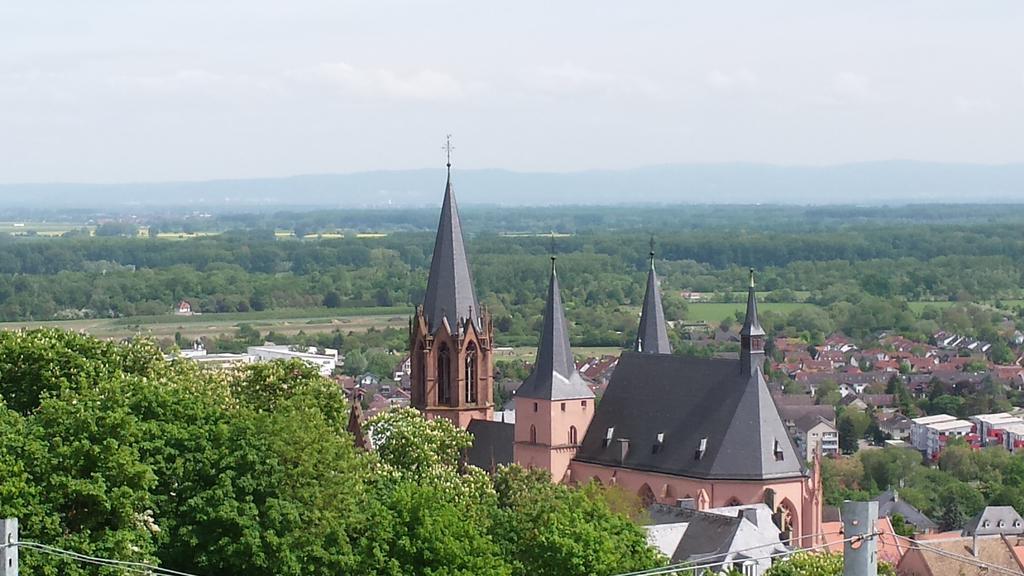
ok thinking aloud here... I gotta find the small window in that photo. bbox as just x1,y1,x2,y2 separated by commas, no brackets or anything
533,402,538,413
773,439,784,462
983,520,991,528
998,520,1006,528
569,426,578,445
530,425,537,444
561,402,566,412
603,427,615,447
652,432,665,454
582,400,587,409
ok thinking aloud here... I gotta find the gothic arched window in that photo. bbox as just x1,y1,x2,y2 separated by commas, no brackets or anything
530,425,537,444
437,344,451,405
465,342,478,404
569,425,578,445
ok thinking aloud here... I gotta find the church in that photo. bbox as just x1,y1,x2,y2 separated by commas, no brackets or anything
408,163,822,546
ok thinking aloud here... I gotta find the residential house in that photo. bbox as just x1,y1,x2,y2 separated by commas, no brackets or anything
879,414,913,441
962,507,1024,537
791,414,839,461
897,534,1024,575
873,490,938,535
970,413,1024,447
909,415,975,460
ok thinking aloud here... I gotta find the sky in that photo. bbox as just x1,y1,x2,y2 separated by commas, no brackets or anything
2,1,1023,183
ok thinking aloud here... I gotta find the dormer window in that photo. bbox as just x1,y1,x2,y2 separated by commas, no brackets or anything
603,427,615,447
773,439,784,462
652,432,665,454
998,520,1006,528
983,520,991,528
695,437,708,460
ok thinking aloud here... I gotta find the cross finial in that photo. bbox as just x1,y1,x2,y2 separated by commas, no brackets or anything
442,134,454,172
550,231,557,269
749,268,755,288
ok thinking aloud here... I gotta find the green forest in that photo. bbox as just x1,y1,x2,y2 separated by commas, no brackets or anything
4,204,1024,353
0,329,663,576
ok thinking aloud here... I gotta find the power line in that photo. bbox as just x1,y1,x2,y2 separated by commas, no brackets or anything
613,532,867,576
13,541,204,576
892,534,1023,576
613,530,843,576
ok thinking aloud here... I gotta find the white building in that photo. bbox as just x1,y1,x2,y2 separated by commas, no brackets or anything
970,413,1024,446
916,418,974,460
909,414,957,452
247,345,340,377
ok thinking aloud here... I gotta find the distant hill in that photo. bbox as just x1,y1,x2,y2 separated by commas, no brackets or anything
2,161,1023,208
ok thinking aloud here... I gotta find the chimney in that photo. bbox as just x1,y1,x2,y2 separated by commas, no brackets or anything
973,533,979,558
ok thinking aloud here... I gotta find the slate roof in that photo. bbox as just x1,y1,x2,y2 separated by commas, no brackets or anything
962,506,1024,536
873,490,937,532
776,403,836,425
465,420,514,472
422,170,480,333
515,259,594,401
658,507,744,563
635,253,672,354
574,352,806,481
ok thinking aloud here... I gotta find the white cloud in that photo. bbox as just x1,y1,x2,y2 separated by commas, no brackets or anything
292,62,465,101
531,62,663,98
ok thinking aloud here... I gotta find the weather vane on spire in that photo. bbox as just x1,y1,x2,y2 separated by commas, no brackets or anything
749,267,756,288
442,134,454,170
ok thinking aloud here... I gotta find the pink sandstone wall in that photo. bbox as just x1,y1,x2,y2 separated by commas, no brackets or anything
569,460,820,547
515,396,593,482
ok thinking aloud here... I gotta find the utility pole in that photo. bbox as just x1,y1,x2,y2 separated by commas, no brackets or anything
1,518,17,576
842,501,877,576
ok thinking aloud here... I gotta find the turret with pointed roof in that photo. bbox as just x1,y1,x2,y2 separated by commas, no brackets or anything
409,151,494,429
740,268,766,377
516,257,594,400
514,256,594,481
635,248,672,354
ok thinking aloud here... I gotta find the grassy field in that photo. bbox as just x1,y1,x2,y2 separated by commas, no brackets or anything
685,302,814,323
0,307,412,341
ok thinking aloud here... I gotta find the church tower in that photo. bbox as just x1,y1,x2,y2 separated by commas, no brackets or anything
410,151,494,428
740,268,766,376
635,245,672,354
514,257,595,482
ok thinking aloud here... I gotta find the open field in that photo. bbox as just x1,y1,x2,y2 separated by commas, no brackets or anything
684,302,814,323
497,346,624,363
0,307,412,341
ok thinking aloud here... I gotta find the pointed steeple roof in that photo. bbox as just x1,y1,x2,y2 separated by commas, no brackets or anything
422,166,480,333
636,248,672,354
740,268,765,338
516,257,594,401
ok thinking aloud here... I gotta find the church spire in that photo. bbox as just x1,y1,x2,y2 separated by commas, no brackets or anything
635,240,672,354
421,138,479,333
740,268,766,376
516,257,593,400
